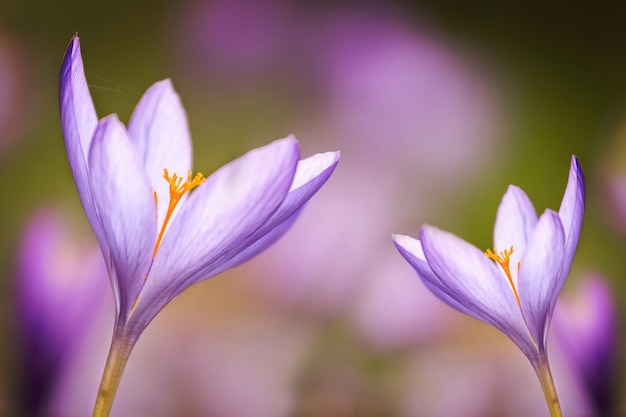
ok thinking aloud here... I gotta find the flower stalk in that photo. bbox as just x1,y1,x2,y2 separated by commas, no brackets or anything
92,328,136,417
533,358,563,417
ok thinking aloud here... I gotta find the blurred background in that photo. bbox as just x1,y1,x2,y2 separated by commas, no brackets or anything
1,0,626,416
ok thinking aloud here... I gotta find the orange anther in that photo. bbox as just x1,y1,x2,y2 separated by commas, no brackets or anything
485,246,521,307
152,169,205,259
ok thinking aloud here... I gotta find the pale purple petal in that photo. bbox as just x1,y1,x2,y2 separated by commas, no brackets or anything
419,226,535,355
88,115,156,319
189,150,339,279
393,234,476,318
209,208,303,277
517,209,565,350
558,156,585,285
493,185,538,273
59,35,108,262
59,36,97,177
131,137,300,331
128,79,193,228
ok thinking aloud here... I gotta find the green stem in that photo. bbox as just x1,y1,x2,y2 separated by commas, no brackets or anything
533,359,563,417
91,327,135,417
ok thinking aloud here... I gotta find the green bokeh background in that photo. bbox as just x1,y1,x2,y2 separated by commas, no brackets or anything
1,0,626,414
4,0,622,297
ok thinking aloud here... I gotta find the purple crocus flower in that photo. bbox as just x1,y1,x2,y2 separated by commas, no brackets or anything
59,35,338,415
553,275,618,417
393,156,584,415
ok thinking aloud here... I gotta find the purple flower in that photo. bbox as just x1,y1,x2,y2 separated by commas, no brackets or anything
393,156,585,364
59,35,338,412
552,275,618,417
13,209,107,416
307,8,501,179
179,0,293,77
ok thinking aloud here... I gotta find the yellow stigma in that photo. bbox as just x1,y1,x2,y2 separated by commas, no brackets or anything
485,246,521,307
152,169,205,258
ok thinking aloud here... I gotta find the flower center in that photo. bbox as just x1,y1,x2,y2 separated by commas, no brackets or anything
485,246,521,307
152,169,205,258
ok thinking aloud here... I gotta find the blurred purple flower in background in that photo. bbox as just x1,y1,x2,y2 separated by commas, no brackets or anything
305,9,500,181
403,346,501,417
13,208,107,416
171,317,312,417
179,0,293,79
59,35,338,414
394,156,585,414
350,250,456,350
236,6,502,326
606,177,626,233
552,275,619,417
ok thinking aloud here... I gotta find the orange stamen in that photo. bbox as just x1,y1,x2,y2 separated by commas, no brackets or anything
152,169,205,258
485,246,522,307
486,247,537,347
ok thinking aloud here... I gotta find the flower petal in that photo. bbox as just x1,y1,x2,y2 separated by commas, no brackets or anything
88,115,156,319
393,234,476,318
558,155,585,286
518,209,565,350
130,137,300,331
209,207,304,277
420,225,536,356
189,150,340,279
128,79,193,229
493,185,538,279
59,35,108,260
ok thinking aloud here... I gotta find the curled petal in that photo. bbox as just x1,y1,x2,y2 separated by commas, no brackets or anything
558,156,585,286
518,209,565,350
393,234,475,318
419,225,536,356
88,115,156,319
128,80,193,228
60,36,97,158
59,35,109,263
190,150,340,280
210,207,304,277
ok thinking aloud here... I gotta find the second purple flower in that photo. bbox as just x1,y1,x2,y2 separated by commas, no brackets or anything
393,156,584,417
